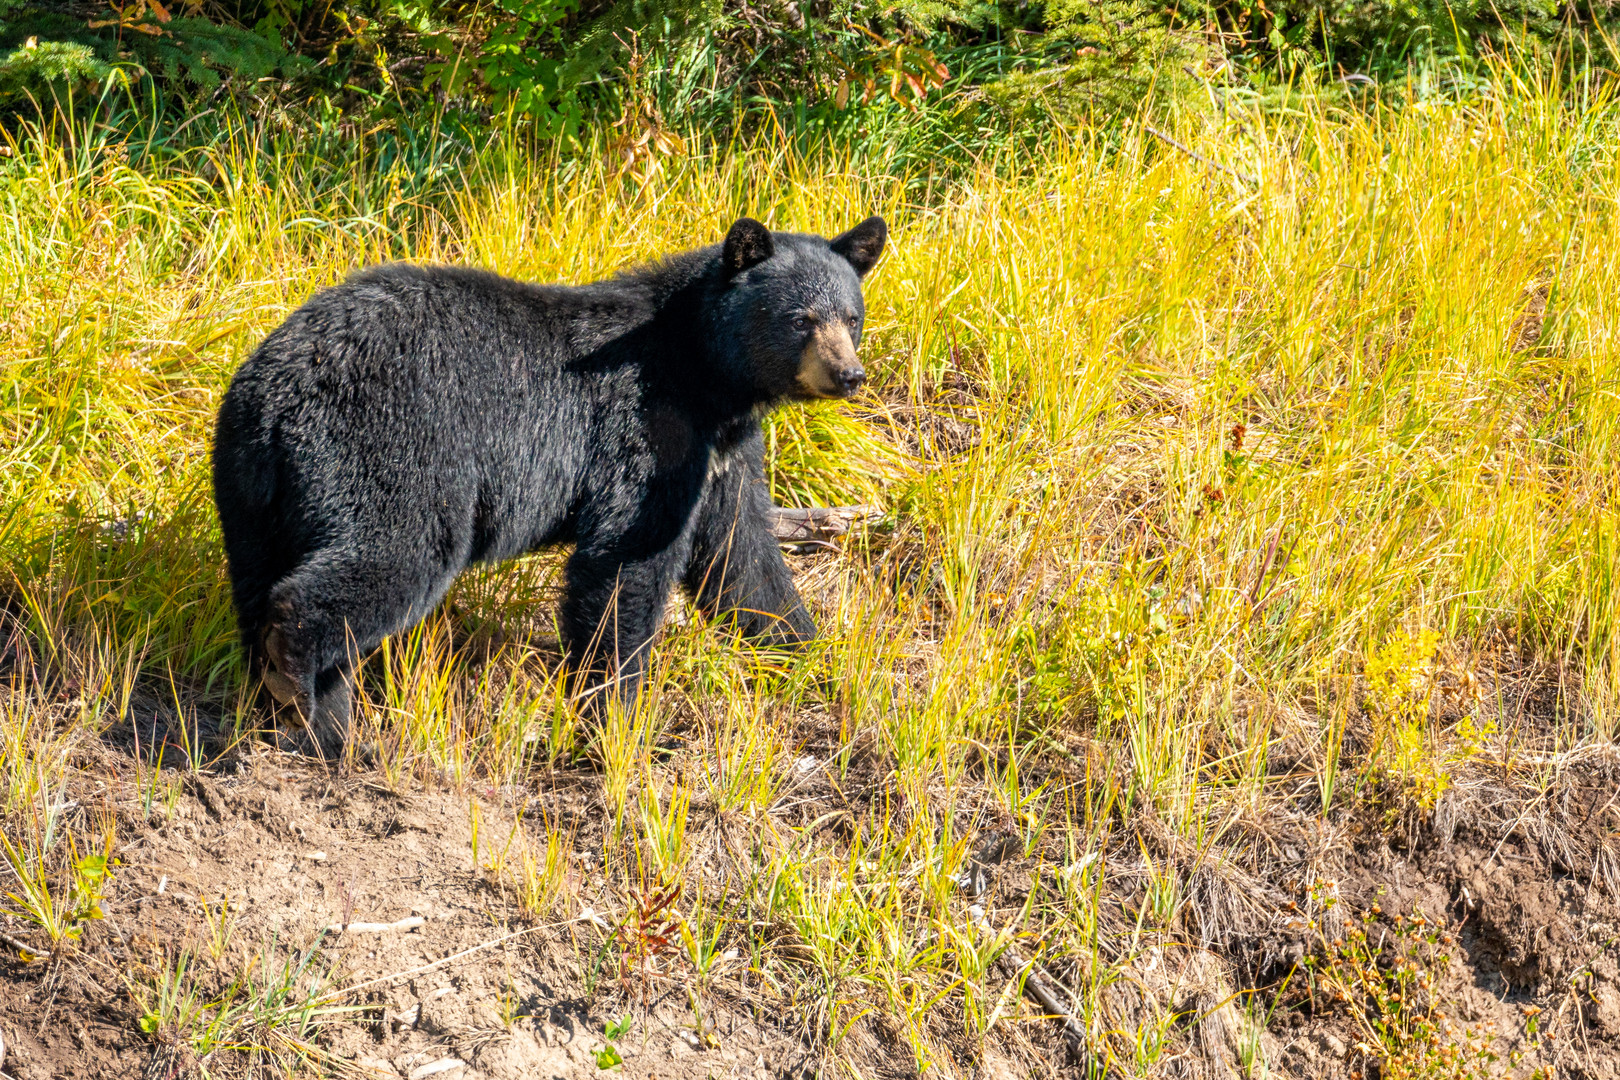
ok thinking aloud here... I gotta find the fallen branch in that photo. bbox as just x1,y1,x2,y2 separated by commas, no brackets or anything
960,836,1115,1076
1144,125,1259,186
995,938,1120,1075
320,911,598,1001
325,916,425,934
969,903,1102,1068
0,932,47,960
766,505,877,542
321,926,543,1000
993,943,1087,1046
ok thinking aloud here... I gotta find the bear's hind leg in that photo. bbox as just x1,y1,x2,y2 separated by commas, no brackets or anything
221,531,301,707
306,664,356,761
265,549,457,760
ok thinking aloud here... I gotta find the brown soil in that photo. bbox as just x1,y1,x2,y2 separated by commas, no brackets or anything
0,738,843,1080
916,740,1620,1078
3,706,1619,1079
1258,768,1620,1080
0,672,1016,1080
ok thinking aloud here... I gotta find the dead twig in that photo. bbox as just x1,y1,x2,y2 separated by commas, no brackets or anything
959,835,1116,1076
778,538,843,555
0,932,47,960
983,925,1116,1076
1248,522,1298,620
766,505,877,541
324,916,425,934
320,909,602,1001
994,943,1088,1049
1144,125,1259,186
321,924,549,1000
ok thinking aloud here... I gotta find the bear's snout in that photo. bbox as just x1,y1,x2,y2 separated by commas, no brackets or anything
797,323,867,399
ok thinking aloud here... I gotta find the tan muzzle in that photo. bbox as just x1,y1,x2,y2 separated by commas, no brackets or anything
796,323,867,398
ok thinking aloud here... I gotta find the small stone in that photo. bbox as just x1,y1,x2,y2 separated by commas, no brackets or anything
408,1058,464,1080
1321,1033,1347,1057
1586,984,1620,1037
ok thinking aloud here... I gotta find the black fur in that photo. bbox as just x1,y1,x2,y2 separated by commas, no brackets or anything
212,216,887,757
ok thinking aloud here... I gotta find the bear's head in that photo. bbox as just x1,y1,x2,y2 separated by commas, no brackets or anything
710,215,887,403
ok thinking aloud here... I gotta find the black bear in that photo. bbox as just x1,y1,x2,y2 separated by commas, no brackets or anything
212,215,887,758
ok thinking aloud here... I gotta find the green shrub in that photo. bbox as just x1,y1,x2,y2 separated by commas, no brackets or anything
984,0,1208,124
0,3,291,104
1215,0,1568,76
1,0,1614,143
0,36,118,100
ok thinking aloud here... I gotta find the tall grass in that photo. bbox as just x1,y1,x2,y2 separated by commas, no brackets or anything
2,59,1617,1073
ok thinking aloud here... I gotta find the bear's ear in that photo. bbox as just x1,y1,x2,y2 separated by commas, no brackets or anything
830,216,887,278
722,218,775,277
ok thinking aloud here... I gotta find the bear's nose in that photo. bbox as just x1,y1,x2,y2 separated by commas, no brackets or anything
837,366,867,395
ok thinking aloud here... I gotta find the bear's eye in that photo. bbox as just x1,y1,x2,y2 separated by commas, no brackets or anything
846,314,861,329
793,315,813,331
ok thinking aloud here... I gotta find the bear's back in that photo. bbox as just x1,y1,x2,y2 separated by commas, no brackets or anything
247,262,663,391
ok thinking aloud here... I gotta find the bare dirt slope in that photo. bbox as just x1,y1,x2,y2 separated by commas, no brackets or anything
4,711,1620,1079
1,743,834,1080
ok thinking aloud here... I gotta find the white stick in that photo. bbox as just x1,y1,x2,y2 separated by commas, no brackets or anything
0,932,47,960
322,926,541,1000
325,916,426,934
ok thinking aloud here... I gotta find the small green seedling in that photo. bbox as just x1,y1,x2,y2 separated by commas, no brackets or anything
596,1014,633,1069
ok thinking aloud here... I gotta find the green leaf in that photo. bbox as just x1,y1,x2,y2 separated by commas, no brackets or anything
139,1013,161,1034
594,1044,623,1069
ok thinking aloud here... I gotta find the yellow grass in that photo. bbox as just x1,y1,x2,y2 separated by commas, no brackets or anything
2,62,1617,1074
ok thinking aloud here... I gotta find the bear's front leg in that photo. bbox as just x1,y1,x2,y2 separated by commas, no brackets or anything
683,433,816,646
560,545,688,710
